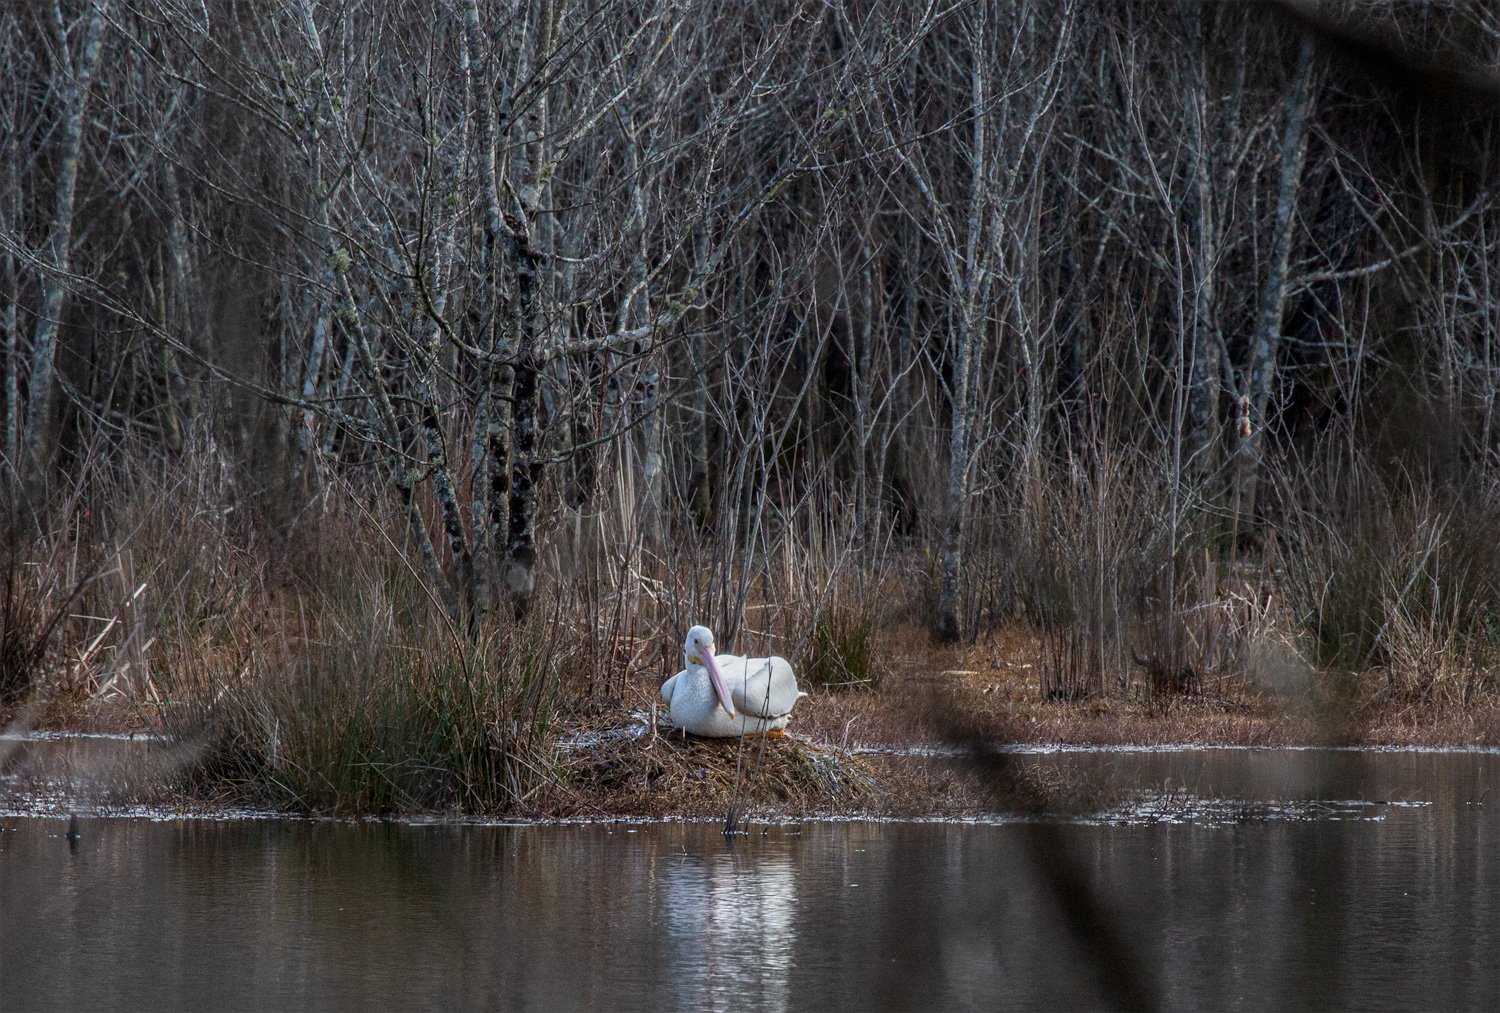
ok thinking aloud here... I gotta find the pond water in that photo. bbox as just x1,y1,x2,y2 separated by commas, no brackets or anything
2,745,1498,1011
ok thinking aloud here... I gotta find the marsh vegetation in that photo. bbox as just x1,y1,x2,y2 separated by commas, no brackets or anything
5,1,1500,815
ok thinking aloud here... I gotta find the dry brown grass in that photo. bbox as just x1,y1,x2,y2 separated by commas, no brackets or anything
15,577,1500,821
10,447,1500,823
789,621,1292,748
728,615,1500,759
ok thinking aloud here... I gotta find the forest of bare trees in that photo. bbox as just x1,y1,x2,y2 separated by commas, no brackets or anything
5,1,1500,803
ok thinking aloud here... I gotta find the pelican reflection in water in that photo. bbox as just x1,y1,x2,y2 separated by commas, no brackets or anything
663,850,799,1012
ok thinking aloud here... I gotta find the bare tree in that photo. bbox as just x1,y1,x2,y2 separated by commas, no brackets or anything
3,0,1498,691
20,0,109,479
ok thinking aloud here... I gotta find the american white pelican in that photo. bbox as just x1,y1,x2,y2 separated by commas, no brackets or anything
660,625,806,737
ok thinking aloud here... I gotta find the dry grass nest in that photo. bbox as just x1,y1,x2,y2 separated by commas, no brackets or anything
549,714,885,819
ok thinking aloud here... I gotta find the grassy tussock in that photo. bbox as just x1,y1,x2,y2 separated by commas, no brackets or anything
141,506,570,816
4,448,573,816
1,507,117,717
0,535,67,706
170,616,563,816
802,601,884,690
1274,458,1500,707
997,451,1250,702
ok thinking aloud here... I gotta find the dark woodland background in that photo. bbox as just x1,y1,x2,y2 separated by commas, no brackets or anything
5,1,1500,776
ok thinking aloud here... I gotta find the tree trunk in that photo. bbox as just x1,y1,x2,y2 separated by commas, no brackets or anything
1239,34,1316,537
461,0,514,622
934,8,990,643
503,344,541,617
1183,2,1224,483
22,0,109,475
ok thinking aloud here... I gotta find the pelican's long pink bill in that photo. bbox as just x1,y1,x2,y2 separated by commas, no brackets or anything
702,646,735,718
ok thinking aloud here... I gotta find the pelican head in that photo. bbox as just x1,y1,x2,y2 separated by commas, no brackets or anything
684,624,735,719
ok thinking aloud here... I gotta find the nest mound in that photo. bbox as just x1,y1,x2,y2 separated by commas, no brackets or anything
552,714,884,819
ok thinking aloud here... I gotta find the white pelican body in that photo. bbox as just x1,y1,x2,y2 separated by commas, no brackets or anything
661,625,806,737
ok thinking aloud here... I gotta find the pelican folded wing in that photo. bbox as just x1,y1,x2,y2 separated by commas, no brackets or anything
725,654,803,719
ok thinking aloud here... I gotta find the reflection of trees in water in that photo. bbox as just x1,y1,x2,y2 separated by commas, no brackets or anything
661,850,798,1013
947,751,1500,1010
3,759,1500,1008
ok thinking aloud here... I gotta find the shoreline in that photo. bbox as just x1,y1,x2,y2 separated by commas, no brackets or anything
8,621,1500,822
5,733,1494,828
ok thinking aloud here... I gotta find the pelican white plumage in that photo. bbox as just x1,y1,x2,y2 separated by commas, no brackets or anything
660,625,806,737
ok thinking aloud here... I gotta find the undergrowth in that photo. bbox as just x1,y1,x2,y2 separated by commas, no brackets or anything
10,436,1500,818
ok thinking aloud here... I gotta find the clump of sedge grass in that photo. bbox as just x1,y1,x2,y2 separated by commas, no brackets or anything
1007,449,1189,700
1,533,60,706
801,601,884,691
0,507,105,712
4,435,572,817
1276,464,1500,662
158,554,565,817
1270,456,1500,711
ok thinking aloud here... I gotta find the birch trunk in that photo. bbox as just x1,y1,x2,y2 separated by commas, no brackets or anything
22,0,108,473
3,243,17,478
934,309,977,643
504,338,541,616
460,0,515,621
623,117,662,547
297,1,460,620
1183,3,1223,482
289,0,337,479
340,272,462,622
934,8,990,643
1239,35,1316,536
685,326,714,529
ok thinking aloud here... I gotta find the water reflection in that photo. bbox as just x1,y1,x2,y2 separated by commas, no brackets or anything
661,846,798,1012
1,749,1498,1011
